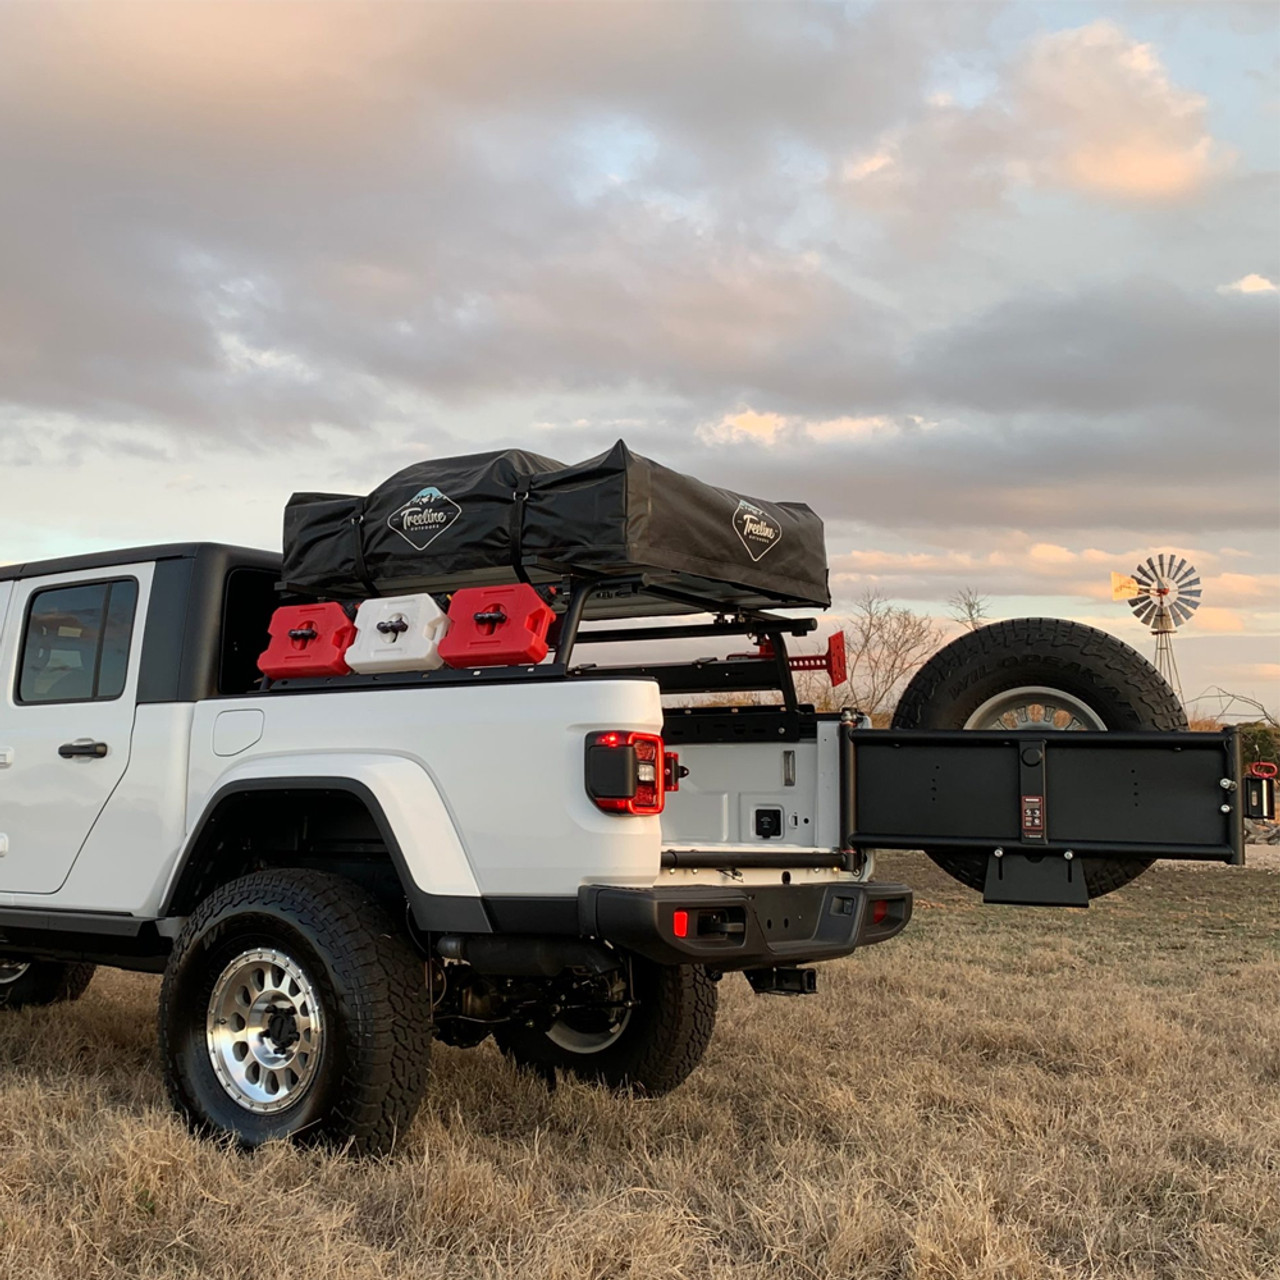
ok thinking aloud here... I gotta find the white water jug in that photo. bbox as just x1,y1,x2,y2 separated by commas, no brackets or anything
346,594,449,673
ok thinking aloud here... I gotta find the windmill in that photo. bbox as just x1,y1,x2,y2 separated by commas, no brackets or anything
1110,554,1202,704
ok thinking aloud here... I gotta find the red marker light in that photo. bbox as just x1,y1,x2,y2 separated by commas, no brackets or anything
672,910,689,939
871,899,889,925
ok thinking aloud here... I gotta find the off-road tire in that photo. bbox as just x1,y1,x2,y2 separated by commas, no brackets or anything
0,960,96,1009
159,869,431,1154
495,959,717,1095
892,618,1187,898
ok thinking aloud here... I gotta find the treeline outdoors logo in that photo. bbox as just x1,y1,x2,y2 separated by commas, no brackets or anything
732,498,782,561
388,486,461,551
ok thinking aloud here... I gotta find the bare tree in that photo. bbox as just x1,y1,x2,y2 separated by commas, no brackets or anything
1188,687,1278,729
796,591,944,715
948,585,990,632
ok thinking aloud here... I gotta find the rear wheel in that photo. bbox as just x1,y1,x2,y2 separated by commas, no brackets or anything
892,618,1186,898
495,958,717,1095
159,869,431,1154
0,959,96,1009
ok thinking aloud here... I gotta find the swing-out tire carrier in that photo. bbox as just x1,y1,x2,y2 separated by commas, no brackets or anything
838,723,1248,906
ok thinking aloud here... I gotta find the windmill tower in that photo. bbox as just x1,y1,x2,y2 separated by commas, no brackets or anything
1110,555,1202,704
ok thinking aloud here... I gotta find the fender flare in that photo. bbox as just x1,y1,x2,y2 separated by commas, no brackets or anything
164,754,491,933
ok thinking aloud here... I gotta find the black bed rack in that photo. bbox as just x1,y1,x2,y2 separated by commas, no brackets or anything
261,570,821,707
551,574,817,711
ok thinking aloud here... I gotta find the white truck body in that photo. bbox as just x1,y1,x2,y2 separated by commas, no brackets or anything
0,543,891,973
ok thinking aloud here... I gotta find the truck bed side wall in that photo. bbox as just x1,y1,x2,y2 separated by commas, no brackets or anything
180,679,665,905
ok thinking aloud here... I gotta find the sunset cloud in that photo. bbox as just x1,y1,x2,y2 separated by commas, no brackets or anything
700,410,925,447
842,19,1232,230
1015,22,1227,200
1218,274,1278,295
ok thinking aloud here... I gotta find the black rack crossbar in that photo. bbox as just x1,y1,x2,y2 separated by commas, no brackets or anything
573,657,788,698
575,616,818,646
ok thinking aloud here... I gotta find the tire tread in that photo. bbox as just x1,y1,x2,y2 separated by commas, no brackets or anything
159,869,430,1154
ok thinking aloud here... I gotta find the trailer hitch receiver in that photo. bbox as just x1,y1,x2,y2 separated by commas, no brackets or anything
744,967,818,996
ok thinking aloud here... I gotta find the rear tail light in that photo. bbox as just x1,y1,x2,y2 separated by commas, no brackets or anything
871,898,889,926
585,731,666,815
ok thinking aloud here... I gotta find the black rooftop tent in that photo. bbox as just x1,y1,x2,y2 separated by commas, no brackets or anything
280,441,830,617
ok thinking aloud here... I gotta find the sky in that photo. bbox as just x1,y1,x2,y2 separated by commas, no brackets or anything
0,1,1277,713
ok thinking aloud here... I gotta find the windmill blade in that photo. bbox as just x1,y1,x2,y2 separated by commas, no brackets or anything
1170,556,1188,583
1179,576,1201,591
1111,572,1142,601
1134,562,1156,585
1132,599,1158,626
1172,602,1194,625
1180,593,1202,613
1146,556,1164,586
1158,552,1167,579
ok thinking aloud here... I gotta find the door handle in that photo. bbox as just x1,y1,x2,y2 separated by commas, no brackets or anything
58,741,109,759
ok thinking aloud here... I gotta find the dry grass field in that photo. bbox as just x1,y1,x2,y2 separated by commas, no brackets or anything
2,852,1277,1280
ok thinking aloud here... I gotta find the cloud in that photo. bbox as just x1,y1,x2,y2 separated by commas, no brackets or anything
673,271,1278,535
698,409,920,446
2,1,971,438
0,4,1266,471
911,279,1278,421
1190,607,1247,634
702,409,790,445
1218,274,1278,294
841,19,1232,234
1014,21,1228,201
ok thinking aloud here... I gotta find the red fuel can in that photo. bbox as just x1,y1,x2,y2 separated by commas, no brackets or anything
258,603,357,679
438,584,555,667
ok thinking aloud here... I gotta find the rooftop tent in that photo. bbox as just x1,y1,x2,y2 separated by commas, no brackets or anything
281,440,830,615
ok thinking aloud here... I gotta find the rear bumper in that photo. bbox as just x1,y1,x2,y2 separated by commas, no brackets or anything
578,880,912,970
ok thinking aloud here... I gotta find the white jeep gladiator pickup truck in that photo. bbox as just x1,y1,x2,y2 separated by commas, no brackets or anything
0,444,1255,1153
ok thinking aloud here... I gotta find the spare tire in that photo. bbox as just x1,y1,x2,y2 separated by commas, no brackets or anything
892,618,1186,899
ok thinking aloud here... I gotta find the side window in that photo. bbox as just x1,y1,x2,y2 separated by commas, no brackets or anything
17,579,139,704
219,567,279,695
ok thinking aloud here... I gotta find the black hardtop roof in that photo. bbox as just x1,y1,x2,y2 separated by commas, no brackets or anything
0,541,281,584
